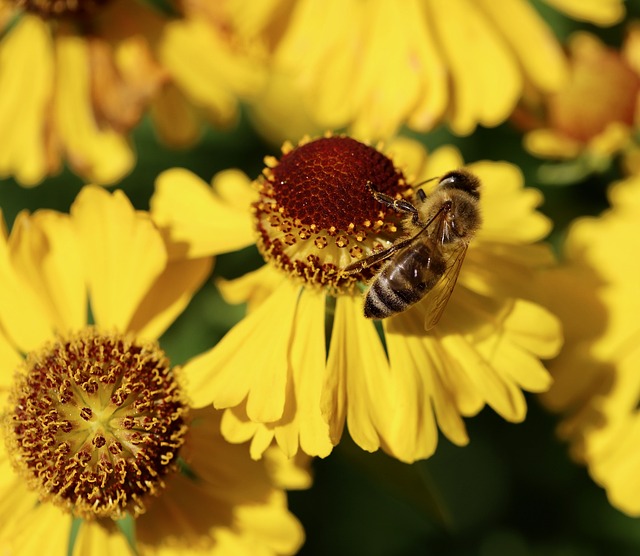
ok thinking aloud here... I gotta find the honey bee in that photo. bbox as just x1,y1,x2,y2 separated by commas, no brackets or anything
342,169,481,329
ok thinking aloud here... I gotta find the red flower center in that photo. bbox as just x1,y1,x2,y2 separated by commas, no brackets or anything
253,135,411,292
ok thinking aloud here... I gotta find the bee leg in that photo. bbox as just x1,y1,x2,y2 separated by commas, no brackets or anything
366,181,419,220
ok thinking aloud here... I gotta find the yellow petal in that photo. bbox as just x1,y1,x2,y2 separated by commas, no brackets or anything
150,83,202,148
0,328,20,399
421,145,464,180
70,186,167,332
219,288,332,460
221,405,261,444
524,128,583,158
151,168,255,258
0,16,55,185
439,332,528,422
472,160,551,243
325,295,393,453
9,210,86,334
182,280,300,422
263,447,314,490
160,16,265,123
273,0,362,129
384,309,463,462
0,463,69,555
247,69,325,147
216,265,283,313
74,520,132,556
350,0,446,138
426,0,521,134
54,35,133,184
544,0,625,26
478,0,568,92
0,212,53,352
283,288,332,457
128,256,213,340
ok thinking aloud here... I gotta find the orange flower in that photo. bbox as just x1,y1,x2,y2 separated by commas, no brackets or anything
517,30,640,172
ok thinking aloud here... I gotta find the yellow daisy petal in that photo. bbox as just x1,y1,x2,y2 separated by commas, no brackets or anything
70,186,167,331
0,16,55,185
150,83,202,148
421,144,464,178
349,0,446,138
160,15,265,125
478,0,567,92
524,128,583,158
440,332,528,422
217,265,283,313
183,280,299,420
325,295,393,453
0,462,69,555
9,210,86,334
0,328,20,397
0,213,54,352
152,168,255,258
263,448,314,491
54,35,134,184
384,308,468,462
470,161,552,243
279,288,332,457
426,0,521,135
128,256,213,340
74,521,132,556
544,0,625,26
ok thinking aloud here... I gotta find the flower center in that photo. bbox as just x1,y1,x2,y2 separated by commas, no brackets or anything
253,135,411,292
3,328,188,520
11,0,111,18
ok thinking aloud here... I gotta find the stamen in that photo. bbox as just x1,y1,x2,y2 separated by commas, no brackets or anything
3,328,188,520
253,135,412,292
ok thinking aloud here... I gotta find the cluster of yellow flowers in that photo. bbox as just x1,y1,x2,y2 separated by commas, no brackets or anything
0,0,638,554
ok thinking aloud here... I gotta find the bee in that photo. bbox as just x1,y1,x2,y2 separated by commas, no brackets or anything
342,169,481,329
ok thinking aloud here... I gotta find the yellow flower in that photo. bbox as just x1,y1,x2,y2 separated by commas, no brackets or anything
212,0,619,142
0,186,304,554
516,30,640,171
541,175,640,517
151,135,562,464
0,1,261,186
157,2,267,134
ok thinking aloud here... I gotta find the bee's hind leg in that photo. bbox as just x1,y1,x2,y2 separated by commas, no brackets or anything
366,181,420,224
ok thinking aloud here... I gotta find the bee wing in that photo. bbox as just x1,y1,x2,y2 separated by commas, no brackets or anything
422,241,469,331
341,235,416,275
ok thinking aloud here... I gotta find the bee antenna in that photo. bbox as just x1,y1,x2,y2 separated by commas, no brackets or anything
412,176,440,189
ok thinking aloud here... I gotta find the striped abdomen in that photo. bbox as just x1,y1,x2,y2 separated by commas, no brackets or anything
364,242,446,319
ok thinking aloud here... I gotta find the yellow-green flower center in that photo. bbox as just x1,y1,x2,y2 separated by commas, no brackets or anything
253,135,411,292
11,0,111,18
3,328,188,520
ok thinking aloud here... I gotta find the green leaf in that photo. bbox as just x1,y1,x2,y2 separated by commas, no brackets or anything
337,435,452,529
67,517,83,556
116,514,139,556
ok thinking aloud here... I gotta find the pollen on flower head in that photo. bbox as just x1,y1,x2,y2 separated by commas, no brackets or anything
3,328,188,520
253,135,412,292
10,0,111,18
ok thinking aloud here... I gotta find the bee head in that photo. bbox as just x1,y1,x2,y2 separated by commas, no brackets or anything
444,190,481,241
438,169,480,199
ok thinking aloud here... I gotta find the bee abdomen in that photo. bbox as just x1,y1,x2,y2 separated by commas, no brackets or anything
364,280,421,319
